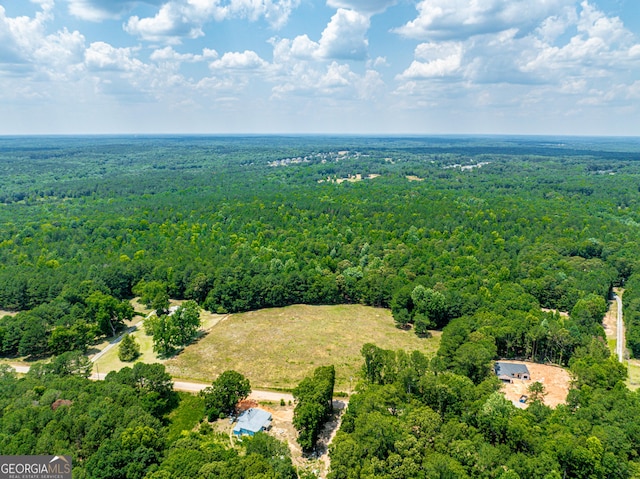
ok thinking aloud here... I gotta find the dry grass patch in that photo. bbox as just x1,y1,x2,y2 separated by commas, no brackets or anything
0,310,18,318
165,304,440,391
627,359,640,391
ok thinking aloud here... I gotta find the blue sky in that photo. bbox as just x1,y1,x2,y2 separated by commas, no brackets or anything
1,0,639,135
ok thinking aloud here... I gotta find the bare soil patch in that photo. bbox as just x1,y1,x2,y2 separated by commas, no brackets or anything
603,302,617,340
499,361,571,408
602,288,622,342
221,398,345,479
0,309,18,317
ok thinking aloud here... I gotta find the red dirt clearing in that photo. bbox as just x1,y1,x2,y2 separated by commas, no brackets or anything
499,360,571,408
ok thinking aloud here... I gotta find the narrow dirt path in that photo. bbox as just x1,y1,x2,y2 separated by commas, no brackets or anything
615,293,624,361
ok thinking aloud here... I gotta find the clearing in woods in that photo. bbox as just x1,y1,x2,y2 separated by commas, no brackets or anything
500,360,571,408
601,288,639,390
165,304,440,391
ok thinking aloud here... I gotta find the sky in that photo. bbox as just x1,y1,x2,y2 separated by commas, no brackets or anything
1,0,639,136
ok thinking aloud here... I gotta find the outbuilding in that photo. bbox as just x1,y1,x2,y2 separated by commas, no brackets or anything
232,408,272,437
494,362,531,383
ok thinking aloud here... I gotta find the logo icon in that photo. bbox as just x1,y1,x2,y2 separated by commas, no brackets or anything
0,455,72,479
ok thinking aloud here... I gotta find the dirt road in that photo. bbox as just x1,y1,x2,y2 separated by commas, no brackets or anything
9,363,294,402
615,293,624,362
171,378,295,402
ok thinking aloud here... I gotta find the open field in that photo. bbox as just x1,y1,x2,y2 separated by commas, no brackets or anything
627,360,640,391
165,304,440,391
0,310,18,317
500,360,571,408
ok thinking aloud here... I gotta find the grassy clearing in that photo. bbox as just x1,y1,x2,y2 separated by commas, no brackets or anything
91,300,226,376
130,297,153,320
165,304,440,392
0,310,17,318
166,392,205,443
93,327,161,375
627,359,640,391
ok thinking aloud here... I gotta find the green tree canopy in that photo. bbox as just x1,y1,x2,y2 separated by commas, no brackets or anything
201,370,251,420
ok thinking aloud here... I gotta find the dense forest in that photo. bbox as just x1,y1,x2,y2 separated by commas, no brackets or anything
2,135,640,477
329,342,633,478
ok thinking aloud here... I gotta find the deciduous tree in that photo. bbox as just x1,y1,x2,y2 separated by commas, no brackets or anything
201,370,251,420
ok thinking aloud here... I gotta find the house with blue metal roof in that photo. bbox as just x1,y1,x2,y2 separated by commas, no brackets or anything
233,408,272,437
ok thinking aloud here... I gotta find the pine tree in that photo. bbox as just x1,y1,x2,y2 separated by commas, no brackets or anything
118,333,141,362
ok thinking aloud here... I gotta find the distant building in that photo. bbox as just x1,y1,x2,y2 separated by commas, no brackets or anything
233,408,272,437
494,362,530,383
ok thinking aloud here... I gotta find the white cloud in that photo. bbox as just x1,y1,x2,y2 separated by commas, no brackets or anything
521,2,640,80
326,0,397,14
272,8,370,62
396,0,575,40
559,78,587,94
34,28,86,70
395,1,640,90
290,35,319,59
317,8,369,60
266,5,385,104
124,0,300,43
150,46,218,62
354,68,385,99
0,4,50,65
535,7,577,43
320,61,351,88
0,2,85,80
84,42,143,71
368,56,388,68
270,56,384,102
66,0,164,22
576,0,630,44
125,3,205,44
262,0,301,29
270,34,318,63
398,41,462,79
209,50,268,70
